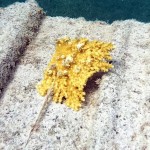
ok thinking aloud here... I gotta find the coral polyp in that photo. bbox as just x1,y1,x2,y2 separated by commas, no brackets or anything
36,38,114,111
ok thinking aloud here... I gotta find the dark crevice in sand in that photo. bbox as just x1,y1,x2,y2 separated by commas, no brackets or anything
0,1,45,99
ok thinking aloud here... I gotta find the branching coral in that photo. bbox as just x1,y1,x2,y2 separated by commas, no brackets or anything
36,38,114,111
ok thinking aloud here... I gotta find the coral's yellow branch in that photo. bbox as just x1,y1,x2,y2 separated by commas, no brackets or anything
36,38,115,111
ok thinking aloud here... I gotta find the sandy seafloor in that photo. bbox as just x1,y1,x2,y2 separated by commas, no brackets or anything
0,0,150,149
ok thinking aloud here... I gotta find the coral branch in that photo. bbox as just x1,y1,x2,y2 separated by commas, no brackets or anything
36,38,114,110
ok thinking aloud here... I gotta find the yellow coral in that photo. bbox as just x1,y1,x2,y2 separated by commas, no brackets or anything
36,38,114,111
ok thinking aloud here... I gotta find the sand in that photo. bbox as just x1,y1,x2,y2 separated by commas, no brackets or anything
0,0,150,149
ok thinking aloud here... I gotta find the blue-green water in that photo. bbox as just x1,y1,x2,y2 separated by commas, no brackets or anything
1,0,150,23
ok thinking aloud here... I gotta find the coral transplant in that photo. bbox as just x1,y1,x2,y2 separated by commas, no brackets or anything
37,38,114,110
